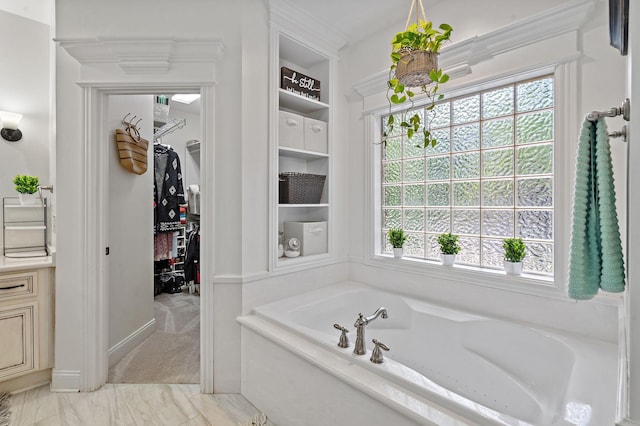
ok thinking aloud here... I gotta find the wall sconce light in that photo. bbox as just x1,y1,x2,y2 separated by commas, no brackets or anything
0,111,23,142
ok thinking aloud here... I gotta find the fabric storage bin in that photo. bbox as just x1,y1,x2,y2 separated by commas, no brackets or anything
284,221,327,256
279,110,304,150
303,117,328,153
279,172,326,204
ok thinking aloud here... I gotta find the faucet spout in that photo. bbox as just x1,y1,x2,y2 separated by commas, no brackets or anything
353,307,388,355
364,307,388,323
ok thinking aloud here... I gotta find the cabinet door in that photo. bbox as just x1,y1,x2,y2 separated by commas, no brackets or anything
0,303,36,380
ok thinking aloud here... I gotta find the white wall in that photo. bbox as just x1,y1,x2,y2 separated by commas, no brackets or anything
0,11,51,251
54,0,248,391
162,105,201,189
107,95,154,352
346,0,626,341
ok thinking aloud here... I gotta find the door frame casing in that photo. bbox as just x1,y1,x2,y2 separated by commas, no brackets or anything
79,82,216,392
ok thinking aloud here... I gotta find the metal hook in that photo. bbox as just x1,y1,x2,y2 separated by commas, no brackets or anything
122,113,131,126
609,125,628,142
134,117,142,128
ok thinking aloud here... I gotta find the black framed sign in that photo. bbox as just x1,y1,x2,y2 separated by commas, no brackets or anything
281,67,321,101
609,0,629,56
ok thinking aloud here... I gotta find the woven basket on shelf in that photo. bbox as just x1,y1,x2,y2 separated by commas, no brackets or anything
395,50,438,87
279,172,326,204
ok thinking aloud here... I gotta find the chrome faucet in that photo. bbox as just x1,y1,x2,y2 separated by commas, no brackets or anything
353,307,388,355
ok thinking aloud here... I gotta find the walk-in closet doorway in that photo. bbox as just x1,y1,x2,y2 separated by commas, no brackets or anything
76,83,216,393
105,93,203,385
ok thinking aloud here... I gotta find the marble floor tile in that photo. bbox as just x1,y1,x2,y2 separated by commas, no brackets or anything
119,384,200,425
9,385,60,426
9,384,269,426
57,384,135,426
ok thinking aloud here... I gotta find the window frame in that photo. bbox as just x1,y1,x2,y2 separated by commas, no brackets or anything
380,75,555,276
366,64,579,298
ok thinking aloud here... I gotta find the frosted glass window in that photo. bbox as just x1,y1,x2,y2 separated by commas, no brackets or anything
381,75,554,276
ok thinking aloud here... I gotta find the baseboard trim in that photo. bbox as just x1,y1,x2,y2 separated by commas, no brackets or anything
51,369,81,392
618,418,640,426
108,318,156,368
0,369,51,394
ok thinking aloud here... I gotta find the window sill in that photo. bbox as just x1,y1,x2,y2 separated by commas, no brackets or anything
366,253,621,307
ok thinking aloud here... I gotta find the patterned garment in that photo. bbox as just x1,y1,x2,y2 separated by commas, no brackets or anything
154,232,174,261
154,144,186,233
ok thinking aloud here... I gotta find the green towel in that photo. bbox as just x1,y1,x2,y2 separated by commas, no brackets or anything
568,117,625,299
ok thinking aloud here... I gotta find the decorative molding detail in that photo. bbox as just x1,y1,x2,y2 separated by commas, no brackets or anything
51,370,81,392
352,0,595,97
618,419,640,426
268,0,346,55
107,318,156,368
55,38,225,75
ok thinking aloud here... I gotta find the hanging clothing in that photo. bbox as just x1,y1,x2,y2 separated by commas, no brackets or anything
154,232,174,261
568,117,625,300
185,226,200,284
153,144,186,233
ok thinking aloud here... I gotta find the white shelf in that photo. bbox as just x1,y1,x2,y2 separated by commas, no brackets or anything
4,250,49,258
279,204,329,208
279,147,329,160
277,252,330,266
5,225,47,230
5,204,45,209
279,89,329,114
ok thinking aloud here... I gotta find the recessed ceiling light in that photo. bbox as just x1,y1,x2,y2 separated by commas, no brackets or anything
171,94,201,104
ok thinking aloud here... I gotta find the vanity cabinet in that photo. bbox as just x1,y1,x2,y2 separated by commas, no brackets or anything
271,28,335,270
0,267,54,392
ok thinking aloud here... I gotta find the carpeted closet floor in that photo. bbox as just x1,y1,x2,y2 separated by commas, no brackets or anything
108,291,200,384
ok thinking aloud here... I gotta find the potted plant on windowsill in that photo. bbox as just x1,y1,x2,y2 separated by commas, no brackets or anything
384,10,453,149
388,228,407,258
13,174,40,205
503,237,526,275
437,232,460,266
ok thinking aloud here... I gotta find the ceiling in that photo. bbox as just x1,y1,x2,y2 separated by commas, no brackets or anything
286,0,446,45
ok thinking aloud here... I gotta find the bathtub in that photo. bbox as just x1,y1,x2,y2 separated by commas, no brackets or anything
238,282,618,425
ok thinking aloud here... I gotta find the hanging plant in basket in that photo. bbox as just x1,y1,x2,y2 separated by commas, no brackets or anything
385,0,452,148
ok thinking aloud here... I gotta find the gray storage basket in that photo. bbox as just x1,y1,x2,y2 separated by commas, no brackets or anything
279,172,326,204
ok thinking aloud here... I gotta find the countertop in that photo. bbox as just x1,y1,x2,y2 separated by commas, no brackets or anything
0,252,55,273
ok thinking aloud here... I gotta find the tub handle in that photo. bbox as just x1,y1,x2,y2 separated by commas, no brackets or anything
370,339,390,364
333,323,350,348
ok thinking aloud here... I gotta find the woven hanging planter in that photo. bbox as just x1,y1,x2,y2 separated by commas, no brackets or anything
395,49,439,87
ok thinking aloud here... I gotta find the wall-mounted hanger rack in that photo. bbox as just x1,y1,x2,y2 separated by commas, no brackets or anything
153,118,186,141
122,113,143,133
586,98,630,143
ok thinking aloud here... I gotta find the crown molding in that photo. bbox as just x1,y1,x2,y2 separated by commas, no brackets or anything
55,38,225,75
352,0,595,97
268,0,347,55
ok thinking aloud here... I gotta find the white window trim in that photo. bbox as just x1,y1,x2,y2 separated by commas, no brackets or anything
364,61,620,304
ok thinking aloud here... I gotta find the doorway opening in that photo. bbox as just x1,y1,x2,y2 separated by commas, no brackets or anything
89,88,210,387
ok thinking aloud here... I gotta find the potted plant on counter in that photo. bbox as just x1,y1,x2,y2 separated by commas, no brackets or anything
13,174,40,205
503,237,526,275
437,232,460,266
388,228,407,258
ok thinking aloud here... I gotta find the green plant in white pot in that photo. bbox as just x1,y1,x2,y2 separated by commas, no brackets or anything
13,174,40,205
388,228,407,258
384,4,453,149
503,237,526,275
437,232,460,266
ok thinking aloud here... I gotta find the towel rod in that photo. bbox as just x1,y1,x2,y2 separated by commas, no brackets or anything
586,98,630,122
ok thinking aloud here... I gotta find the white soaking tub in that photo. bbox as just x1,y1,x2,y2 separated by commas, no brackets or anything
239,282,618,426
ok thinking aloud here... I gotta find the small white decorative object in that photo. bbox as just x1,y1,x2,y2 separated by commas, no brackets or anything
440,254,456,266
393,248,403,258
284,237,301,258
504,261,523,275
